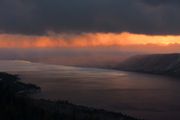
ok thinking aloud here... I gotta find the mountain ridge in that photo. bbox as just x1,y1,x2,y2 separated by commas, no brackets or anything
114,53,180,77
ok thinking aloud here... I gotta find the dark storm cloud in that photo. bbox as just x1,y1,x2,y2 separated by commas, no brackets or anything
0,0,180,35
141,0,180,6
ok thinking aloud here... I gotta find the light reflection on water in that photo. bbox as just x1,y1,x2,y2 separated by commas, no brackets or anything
1,60,180,120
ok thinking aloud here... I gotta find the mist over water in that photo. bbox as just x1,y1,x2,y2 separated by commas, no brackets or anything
1,60,180,120
0,48,136,67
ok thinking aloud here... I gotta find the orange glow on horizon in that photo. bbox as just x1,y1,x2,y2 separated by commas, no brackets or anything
0,32,180,48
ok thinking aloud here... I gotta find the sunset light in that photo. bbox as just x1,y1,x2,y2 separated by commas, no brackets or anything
0,32,180,48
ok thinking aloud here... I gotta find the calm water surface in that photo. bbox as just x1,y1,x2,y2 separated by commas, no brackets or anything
1,60,180,120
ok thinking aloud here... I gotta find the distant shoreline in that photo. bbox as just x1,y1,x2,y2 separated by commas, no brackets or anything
112,53,180,78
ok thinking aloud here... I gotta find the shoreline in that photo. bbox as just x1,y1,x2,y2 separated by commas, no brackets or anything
0,72,141,120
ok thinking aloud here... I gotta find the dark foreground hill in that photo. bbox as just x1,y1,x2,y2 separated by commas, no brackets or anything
0,72,140,120
114,53,180,77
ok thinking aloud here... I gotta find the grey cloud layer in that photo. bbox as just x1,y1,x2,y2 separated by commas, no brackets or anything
0,0,180,35
142,0,180,5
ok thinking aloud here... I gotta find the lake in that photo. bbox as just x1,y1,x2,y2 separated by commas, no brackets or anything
1,60,180,120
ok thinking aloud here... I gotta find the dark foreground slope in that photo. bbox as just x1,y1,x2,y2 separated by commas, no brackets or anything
114,53,180,77
0,72,139,120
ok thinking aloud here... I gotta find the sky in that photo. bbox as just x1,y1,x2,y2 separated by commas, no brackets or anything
1,32,180,48
0,0,180,65
0,0,180,35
